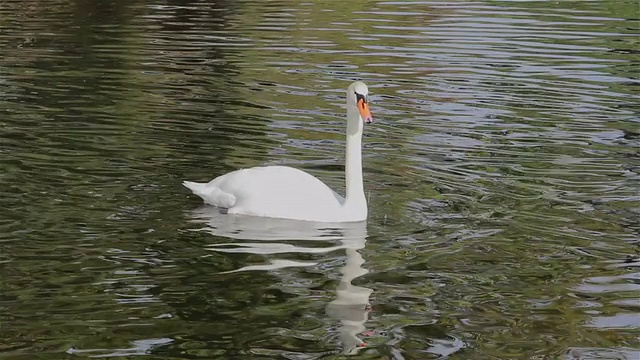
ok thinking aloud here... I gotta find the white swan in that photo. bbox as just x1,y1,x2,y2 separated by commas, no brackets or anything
183,81,373,222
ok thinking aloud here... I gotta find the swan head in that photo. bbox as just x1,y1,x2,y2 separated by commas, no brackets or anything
347,81,373,124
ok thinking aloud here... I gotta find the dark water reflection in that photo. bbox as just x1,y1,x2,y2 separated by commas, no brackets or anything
1,0,638,359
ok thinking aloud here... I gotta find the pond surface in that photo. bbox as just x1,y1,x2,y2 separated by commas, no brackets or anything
1,0,639,359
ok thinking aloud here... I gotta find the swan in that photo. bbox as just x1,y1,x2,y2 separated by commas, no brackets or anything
183,81,373,222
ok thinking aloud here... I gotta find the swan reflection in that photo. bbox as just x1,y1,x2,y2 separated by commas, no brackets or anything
187,206,373,354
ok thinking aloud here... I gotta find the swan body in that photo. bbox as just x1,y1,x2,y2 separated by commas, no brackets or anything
183,166,350,222
183,81,373,223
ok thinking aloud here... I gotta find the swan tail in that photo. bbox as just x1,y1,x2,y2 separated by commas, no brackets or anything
183,181,236,209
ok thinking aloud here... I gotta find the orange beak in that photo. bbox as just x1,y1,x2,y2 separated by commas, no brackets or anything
357,99,373,124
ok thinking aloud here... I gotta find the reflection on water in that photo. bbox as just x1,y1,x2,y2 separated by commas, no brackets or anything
325,238,372,355
66,338,174,358
188,207,373,354
1,0,639,358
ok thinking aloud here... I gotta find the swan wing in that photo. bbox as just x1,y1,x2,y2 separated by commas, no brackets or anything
185,166,345,221
183,181,236,208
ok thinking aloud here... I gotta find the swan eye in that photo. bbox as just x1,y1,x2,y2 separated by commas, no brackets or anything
355,92,367,104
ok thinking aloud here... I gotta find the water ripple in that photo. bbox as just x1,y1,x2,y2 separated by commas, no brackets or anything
1,0,639,358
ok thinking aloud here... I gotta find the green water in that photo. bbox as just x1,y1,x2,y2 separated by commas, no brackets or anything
1,0,638,358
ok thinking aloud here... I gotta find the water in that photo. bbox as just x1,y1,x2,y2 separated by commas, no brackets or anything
1,0,638,358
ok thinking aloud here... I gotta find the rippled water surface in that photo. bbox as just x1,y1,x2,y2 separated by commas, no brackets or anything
1,0,639,358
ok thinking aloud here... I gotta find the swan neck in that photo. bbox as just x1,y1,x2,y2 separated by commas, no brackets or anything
344,116,365,208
